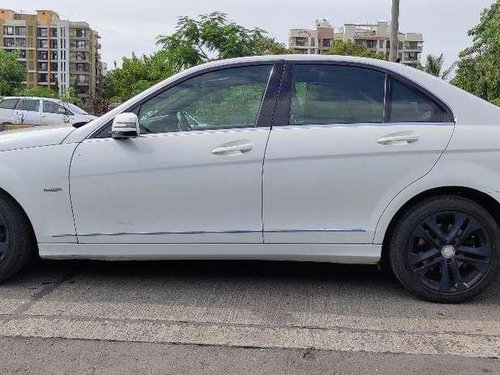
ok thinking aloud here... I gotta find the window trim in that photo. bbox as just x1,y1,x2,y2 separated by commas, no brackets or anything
274,61,455,126
387,75,454,123
90,61,284,139
0,98,20,110
42,100,66,115
19,99,41,113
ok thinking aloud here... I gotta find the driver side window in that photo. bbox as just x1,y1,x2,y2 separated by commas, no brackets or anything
136,65,272,134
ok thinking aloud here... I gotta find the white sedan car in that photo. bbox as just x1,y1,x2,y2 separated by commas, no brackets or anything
0,96,96,129
0,55,499,303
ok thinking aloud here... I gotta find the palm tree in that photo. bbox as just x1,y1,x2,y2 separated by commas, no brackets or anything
389,0,400,62
424,54,457,80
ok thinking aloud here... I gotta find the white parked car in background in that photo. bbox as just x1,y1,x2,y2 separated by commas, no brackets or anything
0,96,96,130
0,55,499,303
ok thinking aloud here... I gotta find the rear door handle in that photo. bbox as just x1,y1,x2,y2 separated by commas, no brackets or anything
211,140,254,156
377,132,420,145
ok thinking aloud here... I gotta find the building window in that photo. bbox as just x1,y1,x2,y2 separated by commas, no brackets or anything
293,37,308,47
50,28,58,37
76,63,89,72
15,26,25,36
405,41,419,50
17,39,26,48
19,50,27,59
37,28,48,37
310,37,316,47
76,74,89,83
3,38,15,47
379,40,385,49
366,40,377,49
38,39,48,49
38,73,48,83
51,62,58,71
38,51,48,60
75,29,88,38
51,51,58,60
49,39,58,48
38,62,48,71
3,26,14,35
70,40,89,49
75,52,88,60
322,38,332,48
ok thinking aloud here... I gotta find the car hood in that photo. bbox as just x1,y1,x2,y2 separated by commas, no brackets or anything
0,125,75,153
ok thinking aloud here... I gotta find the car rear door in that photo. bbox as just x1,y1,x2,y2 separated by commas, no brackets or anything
69,62,282,245
263,62,455,244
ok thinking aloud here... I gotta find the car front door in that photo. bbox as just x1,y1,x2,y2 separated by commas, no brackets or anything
263,63,455,244
41,100,69,126
69,63,281,244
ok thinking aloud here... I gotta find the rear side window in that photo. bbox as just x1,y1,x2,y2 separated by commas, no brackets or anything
390,79,450,122
0,99,19,110
43,101,66,114
289,65,386,125
19,99,40,112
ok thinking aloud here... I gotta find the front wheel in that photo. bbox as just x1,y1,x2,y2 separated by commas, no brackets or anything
0,194,35,282
390,196,500,303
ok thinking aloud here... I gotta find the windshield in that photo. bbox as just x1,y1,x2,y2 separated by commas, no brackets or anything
66,103,89,115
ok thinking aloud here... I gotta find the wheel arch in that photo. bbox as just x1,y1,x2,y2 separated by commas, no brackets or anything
379,186,500,267
0,186,38,245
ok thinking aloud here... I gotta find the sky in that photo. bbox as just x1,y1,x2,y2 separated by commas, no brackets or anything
7,0,496,69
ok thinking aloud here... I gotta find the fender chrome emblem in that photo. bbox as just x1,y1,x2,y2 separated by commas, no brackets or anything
43,187,63,193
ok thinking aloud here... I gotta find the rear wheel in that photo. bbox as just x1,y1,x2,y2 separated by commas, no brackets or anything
390,196,500,303
0,194,35,282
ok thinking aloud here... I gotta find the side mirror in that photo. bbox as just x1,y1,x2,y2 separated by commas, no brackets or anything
112,113,140,139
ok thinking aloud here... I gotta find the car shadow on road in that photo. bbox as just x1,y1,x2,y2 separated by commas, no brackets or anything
3,259,500,324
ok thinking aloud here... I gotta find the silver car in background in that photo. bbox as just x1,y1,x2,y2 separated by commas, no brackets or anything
0,96,96,130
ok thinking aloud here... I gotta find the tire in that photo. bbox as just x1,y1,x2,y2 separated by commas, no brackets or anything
0,193,35,282
390,195,500,303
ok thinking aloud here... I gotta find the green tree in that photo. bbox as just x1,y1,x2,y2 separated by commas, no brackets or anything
105,52,177,102
17,86,58,99
0,50,26,96
423,54,456,80
106,13,286,103
454,0,500,105
328,41,385,60
156,12,287,71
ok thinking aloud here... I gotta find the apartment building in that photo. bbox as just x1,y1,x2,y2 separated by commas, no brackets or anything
0,9,101,102
289,19,423,66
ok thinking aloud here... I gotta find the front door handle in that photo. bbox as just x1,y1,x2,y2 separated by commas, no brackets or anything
211,140,254,156
377,132,420,145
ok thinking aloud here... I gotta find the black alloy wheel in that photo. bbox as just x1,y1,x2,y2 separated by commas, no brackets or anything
390,196,500,303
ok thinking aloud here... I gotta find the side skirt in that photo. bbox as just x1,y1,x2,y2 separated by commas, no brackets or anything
38,243,381,265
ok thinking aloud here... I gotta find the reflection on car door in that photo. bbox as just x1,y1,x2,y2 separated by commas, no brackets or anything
69,63,282,244
263,63,455,244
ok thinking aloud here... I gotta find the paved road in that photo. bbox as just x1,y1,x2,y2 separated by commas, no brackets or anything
0,259,499,373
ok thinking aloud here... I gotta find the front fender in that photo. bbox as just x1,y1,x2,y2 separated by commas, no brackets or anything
0,143,78,244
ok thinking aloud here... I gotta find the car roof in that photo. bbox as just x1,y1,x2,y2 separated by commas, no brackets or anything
1,96,66,106
2,96,62,103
